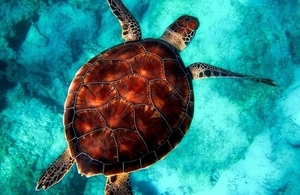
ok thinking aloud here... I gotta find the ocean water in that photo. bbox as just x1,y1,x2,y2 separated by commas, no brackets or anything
0,0,299,194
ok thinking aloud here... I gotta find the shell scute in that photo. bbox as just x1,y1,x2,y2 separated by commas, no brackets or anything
78,128,117,163
164,59,190,101
155,141,172,159
101,42,145,60
130,53,164,80
103,162,124,175
75,63,91,76
97,98,134,130
141,40,178,60
150,80,186,129
114,74,150,105
73,110,105,136
168,129,184,148
76,83,118,110
114,129,147,161
84,60,131,82
68,76,83,93
135,105,170,151
141,152,157,168
123,159,141,173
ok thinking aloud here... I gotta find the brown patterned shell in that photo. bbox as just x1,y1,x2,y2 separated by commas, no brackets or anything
64,39,194,176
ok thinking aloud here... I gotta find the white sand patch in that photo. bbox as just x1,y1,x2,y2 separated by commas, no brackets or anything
280,67,300,128
201,132,279,195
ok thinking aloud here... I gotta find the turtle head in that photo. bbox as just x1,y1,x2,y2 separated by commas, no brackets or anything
160,15,199,51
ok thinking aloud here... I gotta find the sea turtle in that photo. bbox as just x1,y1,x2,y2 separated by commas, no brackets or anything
36,0,275,194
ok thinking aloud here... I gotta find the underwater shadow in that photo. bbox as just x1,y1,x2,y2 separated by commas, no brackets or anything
68,169,88,195
132,178,158,195
0,60,16,111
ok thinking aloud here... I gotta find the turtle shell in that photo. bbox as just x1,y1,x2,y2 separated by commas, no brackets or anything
64,39,194,176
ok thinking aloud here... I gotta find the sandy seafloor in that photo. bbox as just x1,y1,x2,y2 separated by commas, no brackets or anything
0,0,299,194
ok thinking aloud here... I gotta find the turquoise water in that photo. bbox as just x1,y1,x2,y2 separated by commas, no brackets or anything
0,0,299,194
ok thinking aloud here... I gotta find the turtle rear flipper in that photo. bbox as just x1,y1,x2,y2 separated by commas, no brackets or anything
105,173,132,195
36,148,75,190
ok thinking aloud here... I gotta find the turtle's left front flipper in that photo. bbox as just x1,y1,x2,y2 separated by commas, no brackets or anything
105,173,133,195
106,0,141,42
188,62,276,86
36,148,75,190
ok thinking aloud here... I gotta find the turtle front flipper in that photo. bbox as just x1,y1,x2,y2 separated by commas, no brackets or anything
105,173,133,195
188,62,276,86
106,0,141,42
36,148,75,190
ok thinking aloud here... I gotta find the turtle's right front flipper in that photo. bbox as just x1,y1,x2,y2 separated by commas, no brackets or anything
36,148,75,190
188,62,276,86
106,0,141,42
